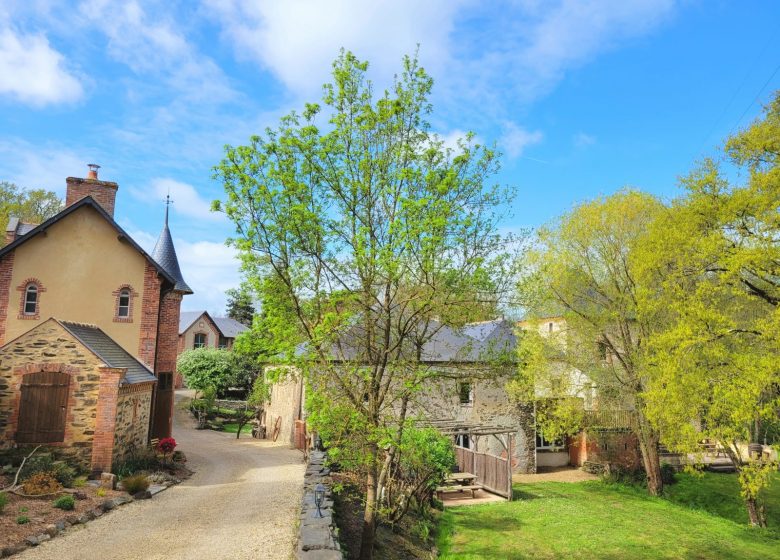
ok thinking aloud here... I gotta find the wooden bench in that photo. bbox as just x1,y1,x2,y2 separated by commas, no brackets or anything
436,484,482,499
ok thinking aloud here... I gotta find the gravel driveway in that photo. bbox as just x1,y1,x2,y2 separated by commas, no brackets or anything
18,392,304,560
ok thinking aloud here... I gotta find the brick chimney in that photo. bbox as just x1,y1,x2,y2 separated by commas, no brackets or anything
66,164,119,217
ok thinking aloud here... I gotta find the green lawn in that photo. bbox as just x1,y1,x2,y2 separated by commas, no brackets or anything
438,476,780,559
221,422,252,435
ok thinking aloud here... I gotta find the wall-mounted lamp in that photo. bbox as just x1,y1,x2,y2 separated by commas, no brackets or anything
314,483,325,517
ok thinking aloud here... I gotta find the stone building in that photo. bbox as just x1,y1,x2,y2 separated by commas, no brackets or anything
0,165,191,472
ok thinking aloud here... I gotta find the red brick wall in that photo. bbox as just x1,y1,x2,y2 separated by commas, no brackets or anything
90,367,123,474
151,291,183,438
65,177,118,217
0,251,15,346
138,263,161,368
569,430,642,471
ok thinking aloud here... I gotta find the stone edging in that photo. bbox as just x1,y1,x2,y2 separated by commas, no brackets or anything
298,451,343,559
0,482,172,558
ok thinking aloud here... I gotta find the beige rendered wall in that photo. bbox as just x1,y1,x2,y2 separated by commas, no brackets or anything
180,315,221,351
5,205,147,358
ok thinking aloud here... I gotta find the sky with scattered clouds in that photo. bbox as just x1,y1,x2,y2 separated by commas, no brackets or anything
2,1,779,313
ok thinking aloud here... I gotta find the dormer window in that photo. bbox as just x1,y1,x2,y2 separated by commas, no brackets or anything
113,285,136,322
17,278,45,320
24,284,38,315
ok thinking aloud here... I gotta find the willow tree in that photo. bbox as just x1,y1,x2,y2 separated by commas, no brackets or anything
214,52,513,559
512,190,667,495
636,93,780,527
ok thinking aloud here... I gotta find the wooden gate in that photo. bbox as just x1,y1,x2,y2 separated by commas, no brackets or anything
455,445,512,499
16,371,70,443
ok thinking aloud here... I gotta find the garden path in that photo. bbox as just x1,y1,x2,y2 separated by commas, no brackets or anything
17,391,305,560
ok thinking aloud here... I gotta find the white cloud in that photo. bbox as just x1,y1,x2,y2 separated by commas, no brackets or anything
0,139,87,193
205,0,677,112
133,178,223,222
129,227,241,312
174,239,241,313
0,27,83,106
204,0,464,96
499,122,543,159
573,132,596,148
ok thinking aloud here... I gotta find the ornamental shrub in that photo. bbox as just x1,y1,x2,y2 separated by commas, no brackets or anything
53,495,75,510
21,472,61,495
121,474,150,494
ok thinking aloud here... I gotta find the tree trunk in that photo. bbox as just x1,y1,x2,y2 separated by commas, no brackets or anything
745,496,767,527
635,411,663,496
359,451,379,560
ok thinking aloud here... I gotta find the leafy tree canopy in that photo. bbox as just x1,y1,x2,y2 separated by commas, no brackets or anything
0,181,62,238
214,50,516,559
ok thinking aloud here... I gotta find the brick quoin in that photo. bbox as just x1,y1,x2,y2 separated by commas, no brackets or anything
151,291,182,439
138,263,161,367
91,367,123,474
65,177,118,217
0,252,15,346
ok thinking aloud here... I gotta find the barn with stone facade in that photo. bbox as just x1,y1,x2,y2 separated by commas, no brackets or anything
0,165,191,474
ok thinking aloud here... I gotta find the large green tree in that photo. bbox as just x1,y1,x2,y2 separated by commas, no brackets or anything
0,181,62,239
214,51,514,559
225,282,256,326
636,93,780,526
511,190,668,495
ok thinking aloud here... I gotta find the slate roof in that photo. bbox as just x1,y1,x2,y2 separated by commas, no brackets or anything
0,197,177,288
179,310,249,339
58,320,157,385
299,318,517,364
212,316,248,338
151,206,192,294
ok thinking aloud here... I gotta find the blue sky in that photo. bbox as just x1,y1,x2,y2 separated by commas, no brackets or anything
2,1,779,313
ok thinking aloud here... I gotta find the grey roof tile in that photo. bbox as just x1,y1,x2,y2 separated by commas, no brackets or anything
59,321,157,385
151,209,192,294
212,316,248,338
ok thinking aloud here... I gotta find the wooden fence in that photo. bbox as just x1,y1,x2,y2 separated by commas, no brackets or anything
582,409,635,429
455,445,512,499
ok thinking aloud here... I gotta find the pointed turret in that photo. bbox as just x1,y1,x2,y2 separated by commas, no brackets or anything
152,197,193,294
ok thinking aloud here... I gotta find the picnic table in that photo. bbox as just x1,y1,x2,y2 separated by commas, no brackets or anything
437,472,482,499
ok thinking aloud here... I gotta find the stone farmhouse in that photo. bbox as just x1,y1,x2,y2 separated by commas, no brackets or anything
0,165,191,474
175,310,249,387
266,316,614,474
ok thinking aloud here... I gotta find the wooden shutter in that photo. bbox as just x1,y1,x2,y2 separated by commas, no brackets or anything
16,371,70,443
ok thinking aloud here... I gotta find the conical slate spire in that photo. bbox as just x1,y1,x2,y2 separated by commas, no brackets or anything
152,196,193,294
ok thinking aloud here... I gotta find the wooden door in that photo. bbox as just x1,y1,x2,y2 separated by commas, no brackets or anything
16,371,70,443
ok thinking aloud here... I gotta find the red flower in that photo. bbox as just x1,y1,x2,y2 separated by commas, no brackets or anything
157,437,177,454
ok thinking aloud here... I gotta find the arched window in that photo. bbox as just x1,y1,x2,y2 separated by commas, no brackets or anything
17,278,45,320
24,284,38,315
113,285,136,322
118,289,130,317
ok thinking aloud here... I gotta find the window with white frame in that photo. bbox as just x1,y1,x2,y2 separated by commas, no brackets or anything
24,284,38,315
118,289,130,317
536,430,565,451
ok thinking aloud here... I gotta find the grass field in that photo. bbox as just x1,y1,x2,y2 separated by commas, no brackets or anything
438,474,780,559
221,422,253,435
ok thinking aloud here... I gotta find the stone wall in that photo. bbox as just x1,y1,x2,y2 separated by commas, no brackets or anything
0,320,102,469
264,370,303,446
113,383,154,465
297,451,342,559
412,368,537,473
